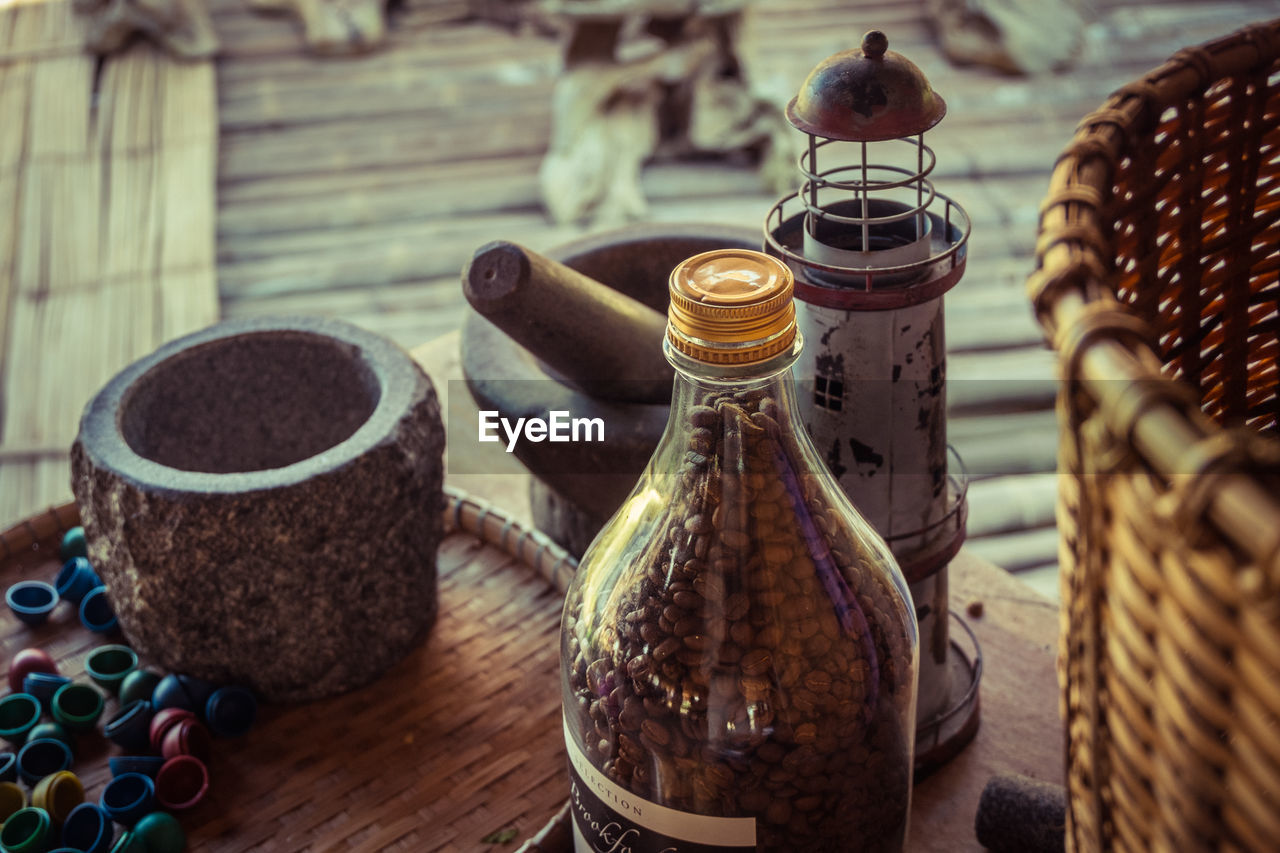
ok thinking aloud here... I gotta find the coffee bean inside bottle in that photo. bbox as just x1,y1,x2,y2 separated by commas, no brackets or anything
563,387,916,853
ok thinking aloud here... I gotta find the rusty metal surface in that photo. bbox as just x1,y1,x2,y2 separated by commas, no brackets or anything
786,30,948,142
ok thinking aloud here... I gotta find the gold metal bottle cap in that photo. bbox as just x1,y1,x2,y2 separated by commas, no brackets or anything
667,250,797,364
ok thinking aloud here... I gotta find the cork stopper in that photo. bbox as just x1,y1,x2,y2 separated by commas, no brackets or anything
667,250,796,364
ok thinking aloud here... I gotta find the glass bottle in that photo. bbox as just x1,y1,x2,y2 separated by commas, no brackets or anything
560,249,919,852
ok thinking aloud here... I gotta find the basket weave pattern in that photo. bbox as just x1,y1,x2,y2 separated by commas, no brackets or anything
1029,19,1280,852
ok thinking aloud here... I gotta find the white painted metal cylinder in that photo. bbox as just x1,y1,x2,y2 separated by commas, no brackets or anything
794,295,954,721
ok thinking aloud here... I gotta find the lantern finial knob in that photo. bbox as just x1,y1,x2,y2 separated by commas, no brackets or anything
786,28,946,141
862,30,888,59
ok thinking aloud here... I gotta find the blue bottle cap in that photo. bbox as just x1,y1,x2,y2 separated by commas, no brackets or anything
79,586,118,633
16,737,72,785
99,773,156,828
102,701,154,754
62,802,116,853
206,685,258,738
23,672,72,708
150,674,195,714
5,581,58,626
60,799,114,850
107,756,166,780
53,557,101,605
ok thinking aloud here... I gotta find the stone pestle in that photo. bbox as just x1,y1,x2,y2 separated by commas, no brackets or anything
463,240,674,404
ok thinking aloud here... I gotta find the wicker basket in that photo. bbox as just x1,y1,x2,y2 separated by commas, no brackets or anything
1028,18,1280,852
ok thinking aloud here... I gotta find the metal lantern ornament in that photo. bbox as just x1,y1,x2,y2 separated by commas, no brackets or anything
764,29,980,769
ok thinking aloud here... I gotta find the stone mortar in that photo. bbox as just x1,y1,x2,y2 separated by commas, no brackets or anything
461,223,758,556
71,316,445,703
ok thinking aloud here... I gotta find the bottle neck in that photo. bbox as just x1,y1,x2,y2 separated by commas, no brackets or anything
664,335,802,389
662,335,806,429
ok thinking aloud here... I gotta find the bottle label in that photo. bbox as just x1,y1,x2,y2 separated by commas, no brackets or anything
564,717,756,853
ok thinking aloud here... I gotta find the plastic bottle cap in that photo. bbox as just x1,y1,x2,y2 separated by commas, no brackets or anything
160,718,211,763
667,250,797,364
0,780,25,822
154,755,208,811
85,646,138,694
131,811,185,853
0,695,41,746
78,587,117,633
16,739,73,786
54,558,102,605
59,527,88,562
150,674,195,714
51,683,105,734
206,685,258,738
0,806,51,853
102,701,154,754
25,722,73,756
61,802,115,853
118,670,162,709
23,673,72,708
32,770,84,824
107,756,166,780
99,773,155,828
7,649,57,694
148,708,196,753
5,582,59,626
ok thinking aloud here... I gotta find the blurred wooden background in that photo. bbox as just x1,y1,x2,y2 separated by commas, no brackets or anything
1,0,1273,598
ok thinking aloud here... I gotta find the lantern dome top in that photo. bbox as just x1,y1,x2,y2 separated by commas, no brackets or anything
786,30,947,142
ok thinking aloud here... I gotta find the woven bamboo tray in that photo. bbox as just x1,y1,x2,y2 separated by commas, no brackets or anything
0,488,578,852
1029,18,1280,853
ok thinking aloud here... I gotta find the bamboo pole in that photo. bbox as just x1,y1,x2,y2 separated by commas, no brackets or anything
0,8,219,527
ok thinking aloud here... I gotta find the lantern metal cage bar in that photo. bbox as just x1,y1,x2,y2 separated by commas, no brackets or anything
799,135,939,244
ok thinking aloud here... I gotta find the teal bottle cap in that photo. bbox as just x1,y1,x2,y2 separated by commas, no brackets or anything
117,671,162,709
131,811,185,853
84,646,138,695
50,683,104,734
0,695,40,746
59,527,88,562
0,807,51,853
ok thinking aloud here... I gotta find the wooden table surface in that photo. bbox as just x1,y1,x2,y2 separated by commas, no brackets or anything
412,331,1065,852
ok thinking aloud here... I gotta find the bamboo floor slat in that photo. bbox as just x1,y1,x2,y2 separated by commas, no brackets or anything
0,1,220,527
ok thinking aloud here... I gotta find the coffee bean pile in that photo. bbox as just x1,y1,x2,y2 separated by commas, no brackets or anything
564,388,917,852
